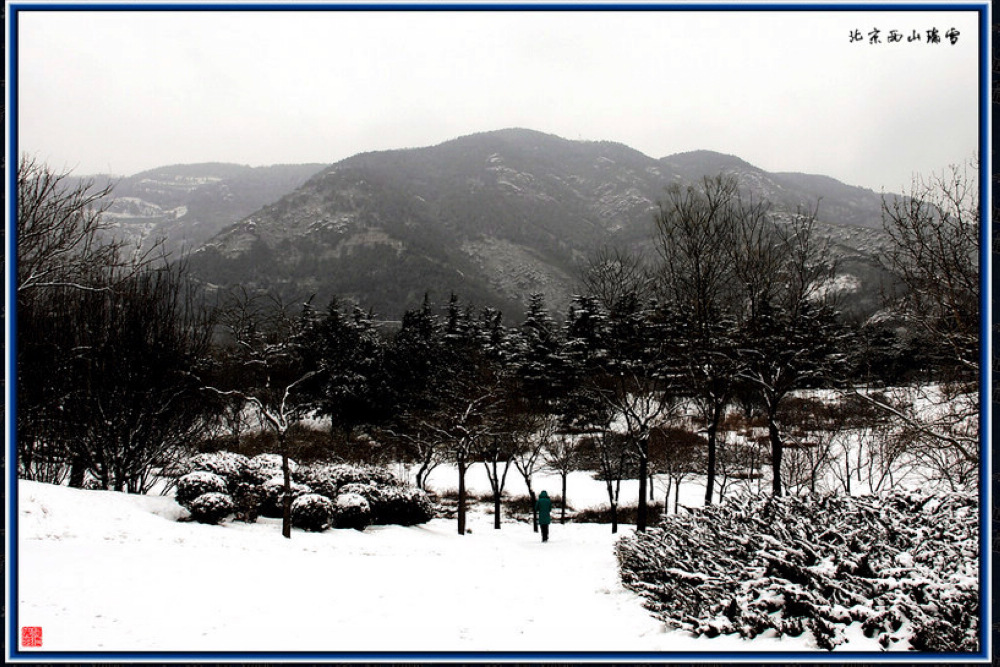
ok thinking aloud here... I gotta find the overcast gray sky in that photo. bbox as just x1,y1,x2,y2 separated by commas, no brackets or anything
15,5,981,192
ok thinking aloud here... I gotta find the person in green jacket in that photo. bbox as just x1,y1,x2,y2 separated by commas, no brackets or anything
535,490,553,542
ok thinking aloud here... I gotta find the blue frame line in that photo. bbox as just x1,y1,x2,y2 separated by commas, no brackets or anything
5,1,992,663
2,2,993,11
7,3,22,665
977,1,994,662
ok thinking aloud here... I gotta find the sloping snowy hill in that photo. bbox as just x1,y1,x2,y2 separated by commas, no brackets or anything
15,480,879,655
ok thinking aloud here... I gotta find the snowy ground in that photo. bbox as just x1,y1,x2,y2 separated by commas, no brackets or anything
15,475,884,655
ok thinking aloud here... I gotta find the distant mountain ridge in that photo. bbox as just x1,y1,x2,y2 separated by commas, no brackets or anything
82,162,327,253
86,129,894,319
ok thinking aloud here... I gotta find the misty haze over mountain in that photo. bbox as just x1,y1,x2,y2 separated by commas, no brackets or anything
89,129,896,320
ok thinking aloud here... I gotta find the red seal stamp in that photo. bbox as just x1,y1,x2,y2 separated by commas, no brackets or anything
21,626,43,648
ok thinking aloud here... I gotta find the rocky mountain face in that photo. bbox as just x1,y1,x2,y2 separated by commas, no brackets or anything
85,162,326,253
165,129,893,320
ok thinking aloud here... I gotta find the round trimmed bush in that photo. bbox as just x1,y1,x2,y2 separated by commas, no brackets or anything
185,451,251,492
291,493,335,532
293,463,342,498
231,481,265,523
187,451,250,481
259,476,312,518
176,471,227,509
337,482,384,516
245,453,298,485
349,464,397,486
331,492,372,531
296,463,397,498
379,486,435,526
189,492,235,525
338,481,434,526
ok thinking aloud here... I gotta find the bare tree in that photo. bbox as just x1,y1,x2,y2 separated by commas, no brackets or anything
203,289,320,538
733,207,848,496
384,295,445,490
600,359,680,530
714,432,765,500
881,159,980,374
543,431,581,525
775,397,837,495
19,261,214,492
511,411,555,531
420,388,499,535
590,430,631,534
206,388,261,450
16,155,159,296
849,159,982,488
650,426,705,514
653,175,753,506
16,157,173,487
382,420,443,491
480,431,516,530
829,420,915,495
857,385,978,492
582,246,654,313
582,255,681,531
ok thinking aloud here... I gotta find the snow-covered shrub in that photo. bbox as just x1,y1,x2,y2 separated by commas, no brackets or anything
331,492,372,530
616,492,979,652
175,471,228,509
293,463,344,498
291,493,335,532
572,502,657,525
337,481,382,507
186,451,250,487
289,463,432,526
181,451,252,495
372,485,435,526
245,453,298,485
231,481,265,523
188,492,235,525
259,476,312,518
336,480,434,526
295,463,396,498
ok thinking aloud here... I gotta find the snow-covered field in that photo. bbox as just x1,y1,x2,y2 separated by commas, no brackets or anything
13,473,895,656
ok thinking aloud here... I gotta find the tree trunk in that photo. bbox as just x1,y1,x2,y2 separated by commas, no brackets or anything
610,503,618,534
69,455,86,488
281,437,292,539
415,446,435,490
528,488,538,532
493,491,501,530
768,415,783,497
457,454,467,535
844,453,852,494
637,442,649,532
704,418,718,505
560,473,567,524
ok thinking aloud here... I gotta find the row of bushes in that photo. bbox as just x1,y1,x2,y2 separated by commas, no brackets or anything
175,452,434,531
616,491,979,652
573,503,661,525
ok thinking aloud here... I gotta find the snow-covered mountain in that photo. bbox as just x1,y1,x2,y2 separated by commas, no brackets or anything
178,129,893,319
80,162,326,253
